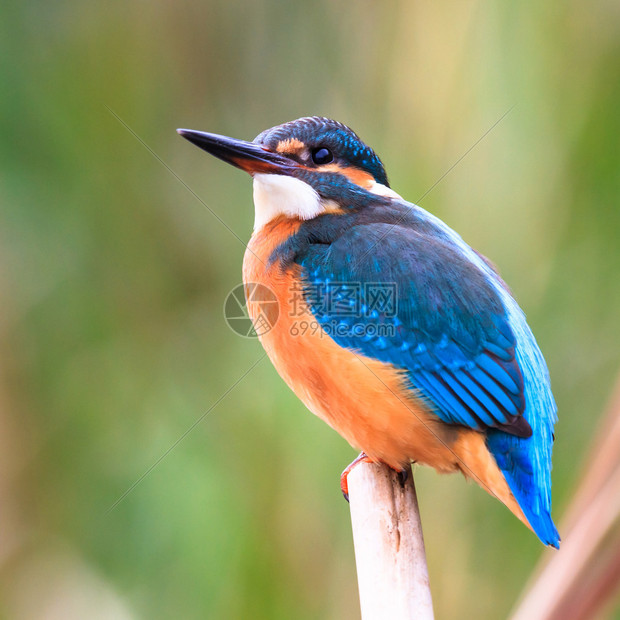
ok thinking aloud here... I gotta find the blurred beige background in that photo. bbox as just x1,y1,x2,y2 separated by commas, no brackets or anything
2,1,620,618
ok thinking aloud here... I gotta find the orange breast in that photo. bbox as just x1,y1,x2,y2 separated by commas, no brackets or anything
241,216,529,527
243,217,459,470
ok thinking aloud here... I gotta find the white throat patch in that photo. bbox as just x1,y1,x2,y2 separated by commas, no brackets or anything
252,174,322,230
251,173,404,230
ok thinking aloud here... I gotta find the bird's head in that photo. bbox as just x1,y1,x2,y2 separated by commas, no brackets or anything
178,116,400,230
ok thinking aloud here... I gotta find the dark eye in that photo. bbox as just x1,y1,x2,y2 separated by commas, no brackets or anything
311,147,333,165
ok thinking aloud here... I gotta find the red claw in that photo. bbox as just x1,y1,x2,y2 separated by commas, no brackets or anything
340,452,375,502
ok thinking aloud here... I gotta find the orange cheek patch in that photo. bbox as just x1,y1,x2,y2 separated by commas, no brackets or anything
320,163,375,189
276,138,305,155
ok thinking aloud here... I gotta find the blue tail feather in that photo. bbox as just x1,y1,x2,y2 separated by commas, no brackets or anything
488,430,560,548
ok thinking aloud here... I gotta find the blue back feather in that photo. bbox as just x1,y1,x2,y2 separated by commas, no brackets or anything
276,200,559,547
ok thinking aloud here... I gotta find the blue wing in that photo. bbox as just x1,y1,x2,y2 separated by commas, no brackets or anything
296,222,531,437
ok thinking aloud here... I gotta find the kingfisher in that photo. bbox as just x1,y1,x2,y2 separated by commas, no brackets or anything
177,116,560,548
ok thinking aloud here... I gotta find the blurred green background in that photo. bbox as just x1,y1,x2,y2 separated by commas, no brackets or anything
2,1,620,618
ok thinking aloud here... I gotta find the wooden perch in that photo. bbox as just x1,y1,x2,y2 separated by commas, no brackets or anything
347,461,435,620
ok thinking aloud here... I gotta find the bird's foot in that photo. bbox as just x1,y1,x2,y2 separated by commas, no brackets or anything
340,452,374,502
341,455,412,502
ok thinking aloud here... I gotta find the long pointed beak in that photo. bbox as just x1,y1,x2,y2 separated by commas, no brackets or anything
177,128,299,175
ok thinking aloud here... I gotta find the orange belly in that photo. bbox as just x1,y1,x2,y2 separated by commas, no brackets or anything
242,217,529,527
